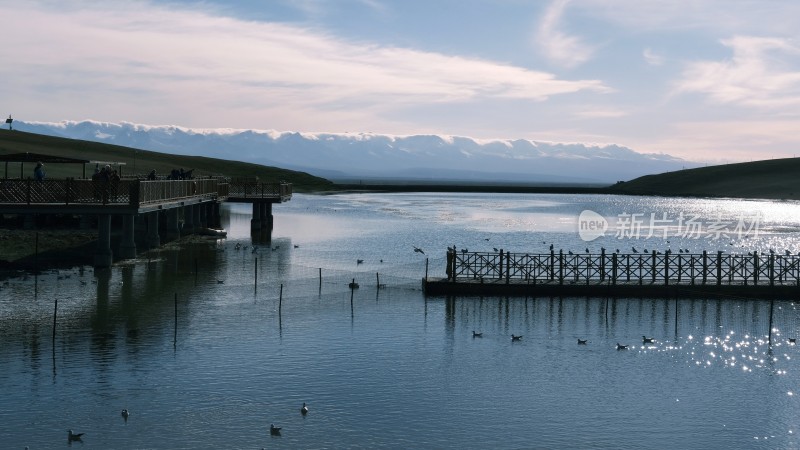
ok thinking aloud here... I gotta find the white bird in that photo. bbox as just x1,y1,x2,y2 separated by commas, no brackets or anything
301,403,309,415
413,246,425,255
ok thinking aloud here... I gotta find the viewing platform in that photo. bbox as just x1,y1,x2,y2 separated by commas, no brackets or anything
424,249,800,300
0,171,291,267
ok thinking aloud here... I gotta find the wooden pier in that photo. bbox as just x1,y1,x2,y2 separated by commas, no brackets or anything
0,176,291,267
423,249,800,299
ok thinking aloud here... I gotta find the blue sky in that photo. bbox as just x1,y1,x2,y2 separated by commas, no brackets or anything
2,0,799,162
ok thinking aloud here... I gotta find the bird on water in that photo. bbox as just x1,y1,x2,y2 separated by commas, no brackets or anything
473,331,483,338
511,334,523,341
642,336,654,344
617,343,628,350
577,339,587,345
301,403,309,415
270,424,282,436
68,430,84,442
121,409,129,420
413,246,425,255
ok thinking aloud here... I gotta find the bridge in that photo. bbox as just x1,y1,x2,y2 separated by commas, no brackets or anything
0,176,291,267
424,249,800,299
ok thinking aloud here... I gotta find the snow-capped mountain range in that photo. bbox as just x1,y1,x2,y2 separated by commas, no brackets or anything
14,120,695,184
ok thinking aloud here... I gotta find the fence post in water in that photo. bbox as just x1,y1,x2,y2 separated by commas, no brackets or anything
425,258,429,282
174,292,178,332
279,283,283,313
376,272,380,287
716,251,722,286
319,268,322,291
52,298,58,344
194,258,198,286
255,257,258,291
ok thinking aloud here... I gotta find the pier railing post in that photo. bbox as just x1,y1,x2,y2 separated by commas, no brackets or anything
612,253,617,285
600,248,606,282
702,250,708,284
716,251,722,286
559,250,564,285
505,250,510,284
754,251,759,285
769,254,775,286
498,249,504,281
664,252,669,286
651,250,656,284
550,250,555,281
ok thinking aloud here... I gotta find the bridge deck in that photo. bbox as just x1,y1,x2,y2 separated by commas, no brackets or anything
0,178,291,213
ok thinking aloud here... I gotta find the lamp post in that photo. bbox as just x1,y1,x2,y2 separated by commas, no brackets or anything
5,115,12,130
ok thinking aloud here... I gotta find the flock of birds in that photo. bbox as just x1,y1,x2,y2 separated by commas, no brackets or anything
65,403,309,443
472,330,663,350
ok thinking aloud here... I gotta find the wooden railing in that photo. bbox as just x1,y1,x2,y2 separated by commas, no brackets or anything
447,249,800,286
0,178,287,207
227,181,292,200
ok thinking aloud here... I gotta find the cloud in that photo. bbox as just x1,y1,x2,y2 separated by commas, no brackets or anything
675,36,800,109
643,48,664,66
535,0,594,69
0,0,607,131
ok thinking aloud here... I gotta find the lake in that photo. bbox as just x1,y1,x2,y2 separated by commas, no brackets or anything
1,192,799,449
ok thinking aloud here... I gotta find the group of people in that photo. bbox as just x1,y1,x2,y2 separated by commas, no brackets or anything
92,164,120,182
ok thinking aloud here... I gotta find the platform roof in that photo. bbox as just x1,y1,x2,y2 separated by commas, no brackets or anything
0,152,90,164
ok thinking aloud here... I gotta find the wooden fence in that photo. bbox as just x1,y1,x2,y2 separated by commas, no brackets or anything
0,178,293,207
446,249,800,287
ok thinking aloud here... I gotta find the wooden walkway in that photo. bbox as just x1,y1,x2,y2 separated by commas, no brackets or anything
0,178,291,213
424,249,800,299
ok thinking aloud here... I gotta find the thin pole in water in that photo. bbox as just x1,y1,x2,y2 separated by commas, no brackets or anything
350,279,355,317
425,258,429,282
194,258,198,286
376,272,380,288
279,283,283,313
255,257,258,292
319,268,322,290
52,297,58,344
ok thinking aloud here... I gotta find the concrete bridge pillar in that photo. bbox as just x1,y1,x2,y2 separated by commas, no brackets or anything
93,214,113,268
119,214,137,259
146,211,161,248
193,202,202,233
183,204,195,234
251,203,262,231
210,202,221,229
261,202,273,230
166,208,180,241
199,203,208,229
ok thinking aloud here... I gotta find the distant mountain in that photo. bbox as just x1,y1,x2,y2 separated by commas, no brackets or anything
16,120,696,184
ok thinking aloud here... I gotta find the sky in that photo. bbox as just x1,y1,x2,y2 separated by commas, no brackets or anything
2,0,800,163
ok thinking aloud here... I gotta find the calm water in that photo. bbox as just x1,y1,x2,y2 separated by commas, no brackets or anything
1,193,800,449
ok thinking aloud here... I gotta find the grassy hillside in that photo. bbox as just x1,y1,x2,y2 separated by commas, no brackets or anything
609,157,800,200
0,129,334,192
